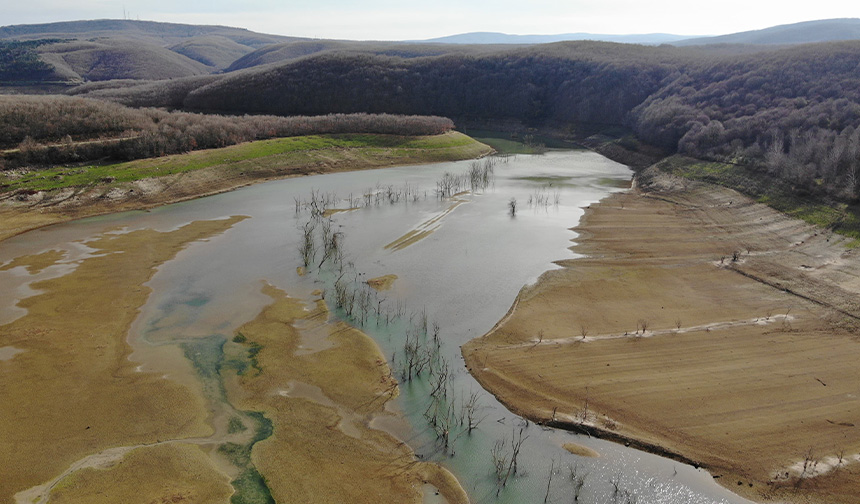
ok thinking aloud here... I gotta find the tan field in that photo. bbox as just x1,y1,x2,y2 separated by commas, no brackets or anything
1,217,246,503
46,444,233,504
463,169,860,504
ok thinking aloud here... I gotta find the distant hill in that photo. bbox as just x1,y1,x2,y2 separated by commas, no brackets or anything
225,40,506,72
0,19,301,82
674,18,860,46
423,18,860,47
0,19,294,47
419,31,690,45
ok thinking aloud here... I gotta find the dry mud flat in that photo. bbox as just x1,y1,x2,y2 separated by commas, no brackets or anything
464,168,860,504
0,218,464,504
0,218,245,503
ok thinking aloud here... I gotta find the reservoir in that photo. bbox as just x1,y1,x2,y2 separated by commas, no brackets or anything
0,149,753,504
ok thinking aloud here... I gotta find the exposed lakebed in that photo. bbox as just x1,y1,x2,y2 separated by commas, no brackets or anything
0,150,753,503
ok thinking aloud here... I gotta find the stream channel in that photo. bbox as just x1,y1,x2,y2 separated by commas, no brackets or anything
0,145,754,504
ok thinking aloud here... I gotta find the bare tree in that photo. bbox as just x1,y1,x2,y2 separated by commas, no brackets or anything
544,458,555,503
569,463,588,502
298,220,317,267
492,427,529,492
462,391,485,433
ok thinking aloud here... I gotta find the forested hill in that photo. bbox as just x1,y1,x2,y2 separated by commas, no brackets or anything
72,39,860,201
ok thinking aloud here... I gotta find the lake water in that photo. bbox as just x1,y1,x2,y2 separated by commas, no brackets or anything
0,150,753,504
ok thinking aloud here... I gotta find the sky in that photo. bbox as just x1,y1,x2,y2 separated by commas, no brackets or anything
3,0,860,40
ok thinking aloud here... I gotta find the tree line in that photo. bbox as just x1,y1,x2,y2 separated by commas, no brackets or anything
0,95,454,167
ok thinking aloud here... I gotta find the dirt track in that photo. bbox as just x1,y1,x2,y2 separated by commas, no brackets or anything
463,167,860,504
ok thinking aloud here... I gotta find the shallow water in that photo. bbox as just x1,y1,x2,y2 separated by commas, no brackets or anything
0,151,753,504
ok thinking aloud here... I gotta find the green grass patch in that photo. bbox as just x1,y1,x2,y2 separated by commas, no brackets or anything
0,132,486,194
657,155,860,246
464,129,578,154
228,467,274,504
597,177,632,188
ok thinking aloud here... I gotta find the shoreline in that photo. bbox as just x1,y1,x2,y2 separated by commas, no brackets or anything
0,131,493,244
463,169,860,504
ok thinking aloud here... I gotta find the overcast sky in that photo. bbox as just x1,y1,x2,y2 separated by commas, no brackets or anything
4,0,860,40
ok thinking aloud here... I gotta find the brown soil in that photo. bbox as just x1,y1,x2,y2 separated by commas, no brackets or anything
0,217,246,503
463,170,860,504
367,274,398,291
2,218,466,504
562,443,599,458
46,443,233,504
226,285,468,504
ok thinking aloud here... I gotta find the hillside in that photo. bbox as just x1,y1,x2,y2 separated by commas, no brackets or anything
0,19,300,83
675,18,860,46
35,39,213,82
169,36,257,69
0,19,293,47
0,94,456,168
0,40,60,83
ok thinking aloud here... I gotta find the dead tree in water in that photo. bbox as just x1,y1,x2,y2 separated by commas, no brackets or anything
544,458,555,503
569,463,588,502
462,391,485,433
492,427,528,493
298,220,317,267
